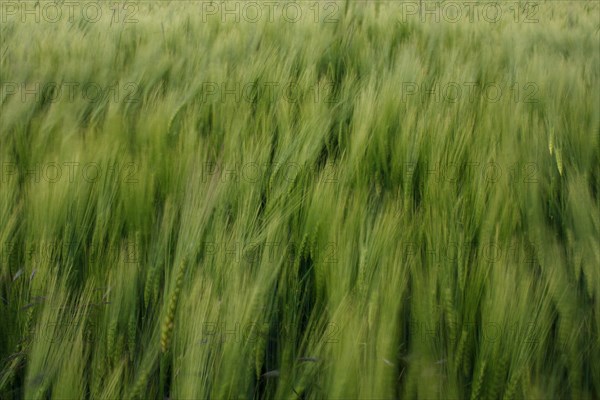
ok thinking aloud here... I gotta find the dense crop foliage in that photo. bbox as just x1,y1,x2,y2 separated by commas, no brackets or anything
1,1,599,399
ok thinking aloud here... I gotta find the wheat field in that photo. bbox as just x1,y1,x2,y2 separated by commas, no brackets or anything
0,1,599,399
